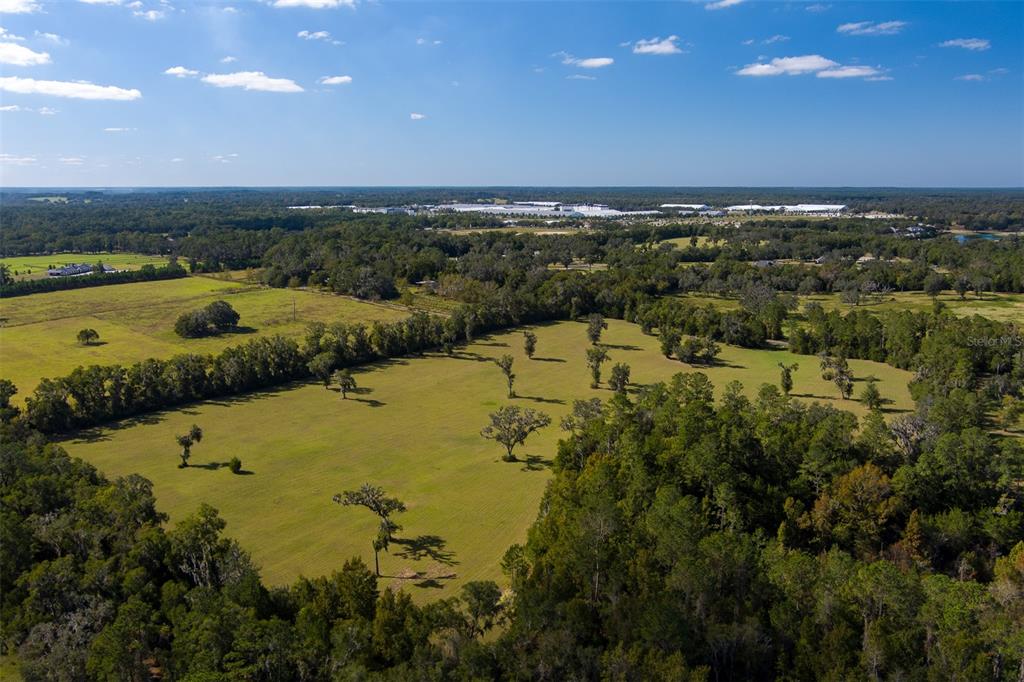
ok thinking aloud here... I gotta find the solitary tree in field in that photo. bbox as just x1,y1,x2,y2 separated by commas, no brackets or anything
821,354,855,400
778,362,799,396
585,346,609,389
609,363,631,396
496,355,516,398
175,424,203,468
523,331,537,359
76,328,100,346
333,483,407,576
333,369,357,399
481,405,551,462
586,314,608,345
860,378,884,411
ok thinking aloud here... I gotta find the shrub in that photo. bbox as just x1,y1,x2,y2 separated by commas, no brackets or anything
228,457,242,474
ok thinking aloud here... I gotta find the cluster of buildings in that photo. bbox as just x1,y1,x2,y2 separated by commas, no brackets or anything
286,200,853,219
47,263,117,277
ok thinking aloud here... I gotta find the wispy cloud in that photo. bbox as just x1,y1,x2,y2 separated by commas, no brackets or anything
567,74,596,80
416,37,442,46
104,126,136,132
220,56,237,63
0,76,142,100
298,29,340,44
0,0,41,13
0,26,24,40
631,35,683,55
34,30,67,45
410,112,426,120
1,104,58,114
60,156,86,165
736,54,886,81
318,74,352,85
555,51,613,68
212,153,238,163
737,54,837,76
0,153,37,165
816,65,882,79
273,0,355,8
955,74,985,81
805,3,830,12
705,0,743,10
133,8,166,20
0,41,49,65
763,34,790,44
163,65,198,77
837,20,907,36
202,71,303,93
940,38,990,51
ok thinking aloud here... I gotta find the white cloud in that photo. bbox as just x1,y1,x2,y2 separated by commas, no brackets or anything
741,39,754,46
298,29,331,40
736,54,837,76
817,65,881,78
763,34,789,44
222,5,237,12
6,104,60,114
805,3,830,12
34,30,67,44
410,112,425,120
955,73,985,81
705,0,743,10
201,71,304,93
0,153,36,165
164,65,198,77
0,0,40,13
220,56,237,63
566,74,596,80
60,156,85,165
0,26,24,40
0,41,49,65
37,105,56,114
864,76,893,82
416,37,441,46
555,52,613,69
104,126,136,131
134,8,165,20
940,38,990,51
318,74,351,85
837,20,907,36
79,0,123,4
170,157,184,162
989,67,1009,76
0,103,21,110
0,76,142,100
211,153,238,163
632,35,682,55
273,0,354,8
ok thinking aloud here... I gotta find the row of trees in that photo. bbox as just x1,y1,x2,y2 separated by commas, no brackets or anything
0,262,186,298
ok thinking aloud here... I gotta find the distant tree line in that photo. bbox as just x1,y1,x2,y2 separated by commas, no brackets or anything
0,262,186,298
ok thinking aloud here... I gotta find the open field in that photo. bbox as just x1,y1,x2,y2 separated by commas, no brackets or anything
64,319,913,597
658,235,717,249
0,253,171,280
674,291,1024,324
0,275,407,399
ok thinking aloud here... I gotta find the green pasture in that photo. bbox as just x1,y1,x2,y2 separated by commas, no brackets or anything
0,253,171,280
63,319,913,598
0,276,406,399
673,291,1024,324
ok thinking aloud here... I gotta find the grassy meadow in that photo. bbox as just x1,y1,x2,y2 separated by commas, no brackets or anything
0,253,171,280
0,275,406,400
63,319,913,598
673,290,1024,323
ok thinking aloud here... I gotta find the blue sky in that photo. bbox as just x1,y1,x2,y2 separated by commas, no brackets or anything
0,0,1021,187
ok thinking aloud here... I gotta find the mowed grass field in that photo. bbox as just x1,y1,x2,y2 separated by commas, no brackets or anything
0,275,407,400
63,319,912,598
0,252,171,280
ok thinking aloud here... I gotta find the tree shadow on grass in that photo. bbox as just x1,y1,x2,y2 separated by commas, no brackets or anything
520,454,554,471
516,394,566,405
70,412,164,444
187,461,255,474
601,343,641,352
353,398,387,408
531,357,567,363
449,351,492,363
392,535,458,566
475,341,509,348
